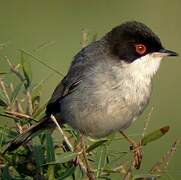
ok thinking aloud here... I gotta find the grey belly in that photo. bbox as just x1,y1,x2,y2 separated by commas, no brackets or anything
59,84,150,138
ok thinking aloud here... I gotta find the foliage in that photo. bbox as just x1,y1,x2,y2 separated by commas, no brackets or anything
0,34,179,180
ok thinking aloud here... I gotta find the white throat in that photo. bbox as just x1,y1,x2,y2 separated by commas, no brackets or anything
127,53,162,79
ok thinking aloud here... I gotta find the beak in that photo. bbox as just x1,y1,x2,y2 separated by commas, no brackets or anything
159,48,178,57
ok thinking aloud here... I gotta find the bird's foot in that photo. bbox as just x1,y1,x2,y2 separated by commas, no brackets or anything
130,142,142,169
119,131,143,169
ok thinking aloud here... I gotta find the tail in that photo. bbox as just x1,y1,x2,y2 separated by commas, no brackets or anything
3,116,55,154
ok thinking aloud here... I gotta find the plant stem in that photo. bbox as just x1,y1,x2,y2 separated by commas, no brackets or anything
123,161,134,180
80,136,95,180
50,114,73,151
50,115,94,179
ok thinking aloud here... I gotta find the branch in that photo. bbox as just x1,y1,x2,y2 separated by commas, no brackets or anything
50,115,95,179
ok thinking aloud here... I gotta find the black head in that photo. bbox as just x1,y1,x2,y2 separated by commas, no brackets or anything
106,21,178,63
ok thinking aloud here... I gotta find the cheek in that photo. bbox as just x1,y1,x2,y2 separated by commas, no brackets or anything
122,53,162,78
132,54,161,72
148,53,163,64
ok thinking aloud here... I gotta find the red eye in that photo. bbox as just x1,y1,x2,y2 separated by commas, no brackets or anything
135,44,147,55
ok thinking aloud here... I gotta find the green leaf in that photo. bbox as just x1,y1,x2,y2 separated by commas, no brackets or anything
0,91,7,107
46,132,55,162
33,41,55,52
31,79,44,98
133,173,160,180
32,96,41,113
33,102,47,119
21,51,32,88
32,139,45,172
19,49,64,77
0,41,10,50
44,152,78,165
141,126,170,146
95,145,107,178
31,77,49,112
105,152,128,169
0,126,17,138
47,165,55,180
0,112,23,123
86,139,108,153
0,72,8,75
10,81,24,103
58,165,76,180
74,165,84,180
2,165,11,180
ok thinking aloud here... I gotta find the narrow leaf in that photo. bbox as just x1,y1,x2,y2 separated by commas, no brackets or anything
0,72,8,75
133,173,160,180
32,139,45,173
10,81,24,103
0,91,7,107
47,165,55,180
2,165,11,180
19,49,64,77
0,127,18,138
21,51,32,88
32,95,41,114
141,126,170,146
32,79,44,98
33,102,47,118
46,132,55,162
0,127,18,148
86,139,108,153
74,166,84,180
96,145,107,178
44,152,78,165
58,165,76,180
150,139,180,173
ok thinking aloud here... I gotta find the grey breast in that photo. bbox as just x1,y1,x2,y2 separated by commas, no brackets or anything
59,41,152,138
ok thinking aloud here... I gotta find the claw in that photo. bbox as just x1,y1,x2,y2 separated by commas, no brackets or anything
120,131,143,169
132,143,142,169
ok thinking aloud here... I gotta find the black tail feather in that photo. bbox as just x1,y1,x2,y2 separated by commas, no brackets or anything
3,116,55,154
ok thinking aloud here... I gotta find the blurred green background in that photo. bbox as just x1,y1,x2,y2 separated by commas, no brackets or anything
0,0,180,179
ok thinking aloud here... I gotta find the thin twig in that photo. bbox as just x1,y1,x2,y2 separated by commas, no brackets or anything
92,33,97,42
120,131,137,146
113,164,127,175
80,136,95,180
50,115,73,151
0,78,11,106
15,100,24,113
19,49,64,77
0,41,10,50
76,158,87,175
26,90,33,116
5,56,24,82
0,113,22,121
150,139,180,174
142,107,154,137
81,29,89,48
101,164,128,176
5,110,35,120
9,83,24,113
50,115,92,178
120,131,142,169
123,160,134,180
33,41,56,52
9,82,14,93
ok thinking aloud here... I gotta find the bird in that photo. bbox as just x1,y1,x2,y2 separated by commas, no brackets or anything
4,21,178,168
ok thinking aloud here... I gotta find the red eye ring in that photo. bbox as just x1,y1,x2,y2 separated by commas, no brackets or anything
135,44,147,55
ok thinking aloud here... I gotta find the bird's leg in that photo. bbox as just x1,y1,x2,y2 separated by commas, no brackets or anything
119,131,142,169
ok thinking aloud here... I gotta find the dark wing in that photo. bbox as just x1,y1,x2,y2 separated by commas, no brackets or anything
45,49,92,115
